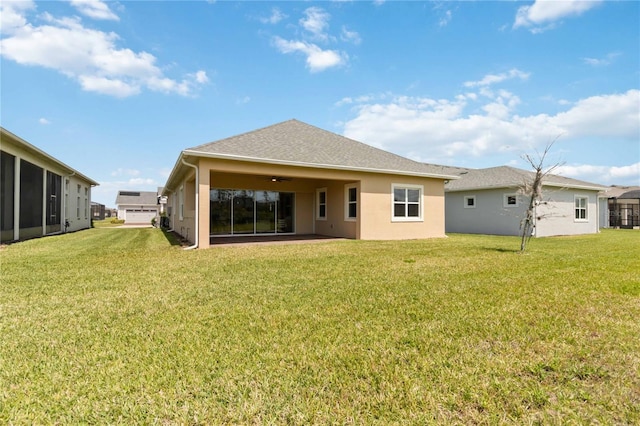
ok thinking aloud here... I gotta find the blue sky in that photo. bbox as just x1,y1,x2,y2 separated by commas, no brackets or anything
1,0,638,207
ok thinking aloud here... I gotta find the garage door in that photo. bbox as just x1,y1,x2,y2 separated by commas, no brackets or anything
125,209,157,224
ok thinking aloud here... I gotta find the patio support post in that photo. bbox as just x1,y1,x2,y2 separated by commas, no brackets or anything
197,163,210,249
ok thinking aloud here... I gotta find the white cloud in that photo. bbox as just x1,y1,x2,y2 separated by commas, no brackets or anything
300,7,331,42
273,37,346,72
341,26,361,45
582,52,621,67
0,0,35,34
464,69,530,88
70,0,119,21
514,0,602,32
556,163,640,185
38,118,51,125
259,7,286,25
340,89,639,164
439,10,452,27
0,6,207,98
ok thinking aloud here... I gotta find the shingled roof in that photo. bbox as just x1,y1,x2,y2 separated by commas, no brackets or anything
115,190,158,206
183,119,457,179
445,165,605,192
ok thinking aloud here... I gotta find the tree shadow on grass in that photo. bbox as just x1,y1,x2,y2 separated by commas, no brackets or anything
483,247,520,253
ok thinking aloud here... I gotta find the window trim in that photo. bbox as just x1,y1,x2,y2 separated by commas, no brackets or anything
344,183,357,222
316,188,327,221
574,195,588,222
503,193,519,208
463,195,476,209
391,183,424,222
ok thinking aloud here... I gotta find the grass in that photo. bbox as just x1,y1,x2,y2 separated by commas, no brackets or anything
1,229,639,424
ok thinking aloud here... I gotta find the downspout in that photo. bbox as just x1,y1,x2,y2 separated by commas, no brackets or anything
181,157,198,250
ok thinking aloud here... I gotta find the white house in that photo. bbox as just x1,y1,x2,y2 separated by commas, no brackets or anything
1,127,98,243
115,190,160,224
444,166,605,237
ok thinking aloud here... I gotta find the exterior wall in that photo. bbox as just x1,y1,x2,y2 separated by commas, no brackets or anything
445,189,526,236
445,187,600,237
1,138,94,242
359,174,445,240
598,197,609,228
166,157,448,248
535,188,600,237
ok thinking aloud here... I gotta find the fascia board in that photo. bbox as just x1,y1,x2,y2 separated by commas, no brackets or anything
183,149,460,181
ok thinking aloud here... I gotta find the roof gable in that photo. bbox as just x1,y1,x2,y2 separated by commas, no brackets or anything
445,165,605,192
184,119,456,178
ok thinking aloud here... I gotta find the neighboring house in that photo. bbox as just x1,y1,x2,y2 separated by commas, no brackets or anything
600,186,640,229
115,190,160,224
162,119,458,249
444,165,605,237
91,201,106,220
1,127,99,243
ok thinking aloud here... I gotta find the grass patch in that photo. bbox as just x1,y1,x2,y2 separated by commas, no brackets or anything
1,229,639,423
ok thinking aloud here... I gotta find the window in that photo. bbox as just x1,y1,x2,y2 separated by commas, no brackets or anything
345,184,357,221
464,195,476,209
575,196,588,221
392,184,423,222
179,186,184,220
76,184,81,219
503,193,518,208
316,188,327,220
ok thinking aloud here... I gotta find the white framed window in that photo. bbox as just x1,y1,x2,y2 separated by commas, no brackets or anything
575,196,588,221
344,184,357,221
179,185,184,220
316,188,327,220
464,195,476,209
392,184,423,222
503,193,519,208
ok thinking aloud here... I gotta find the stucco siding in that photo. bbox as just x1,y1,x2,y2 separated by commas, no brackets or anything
445,189,525,236
165,157,447,247
535,189,599,237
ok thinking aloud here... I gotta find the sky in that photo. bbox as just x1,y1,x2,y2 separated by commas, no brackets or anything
1,0,639,207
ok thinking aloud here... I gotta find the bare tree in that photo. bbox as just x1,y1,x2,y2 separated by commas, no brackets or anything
519,140,564,252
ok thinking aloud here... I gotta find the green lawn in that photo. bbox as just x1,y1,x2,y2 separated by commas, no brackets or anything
1,229,638,424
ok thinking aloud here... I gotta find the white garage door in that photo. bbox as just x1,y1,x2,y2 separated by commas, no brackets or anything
125,209,157,224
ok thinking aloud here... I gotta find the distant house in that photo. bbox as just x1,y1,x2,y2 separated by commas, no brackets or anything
91,202,106,220
444,166,605,237
115,190,160,224
600,186,640,229
162,119,458,248
1,127,99,243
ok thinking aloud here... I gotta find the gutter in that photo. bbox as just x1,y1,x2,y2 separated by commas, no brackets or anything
181,157,198,250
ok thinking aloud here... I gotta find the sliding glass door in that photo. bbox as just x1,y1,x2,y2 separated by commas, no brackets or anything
210,188,294,236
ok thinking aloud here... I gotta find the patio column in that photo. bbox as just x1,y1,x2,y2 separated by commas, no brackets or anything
197,163,210,249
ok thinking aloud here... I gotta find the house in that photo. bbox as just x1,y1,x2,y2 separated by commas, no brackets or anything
1,127,99,243
162,119,458,249
115,190,160,224
600,186,640,229
91,201,106,220
444,165,605,237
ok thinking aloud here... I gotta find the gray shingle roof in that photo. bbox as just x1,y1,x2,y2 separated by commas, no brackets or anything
184,119,457,179
618,189,640,199
445,165,605,192
115,190,158,206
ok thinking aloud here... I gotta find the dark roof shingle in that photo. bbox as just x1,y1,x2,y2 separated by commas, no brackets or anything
185,119,457,178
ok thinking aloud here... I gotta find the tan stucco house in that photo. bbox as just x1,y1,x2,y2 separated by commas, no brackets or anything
162,120,458,249
1,127,98,243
